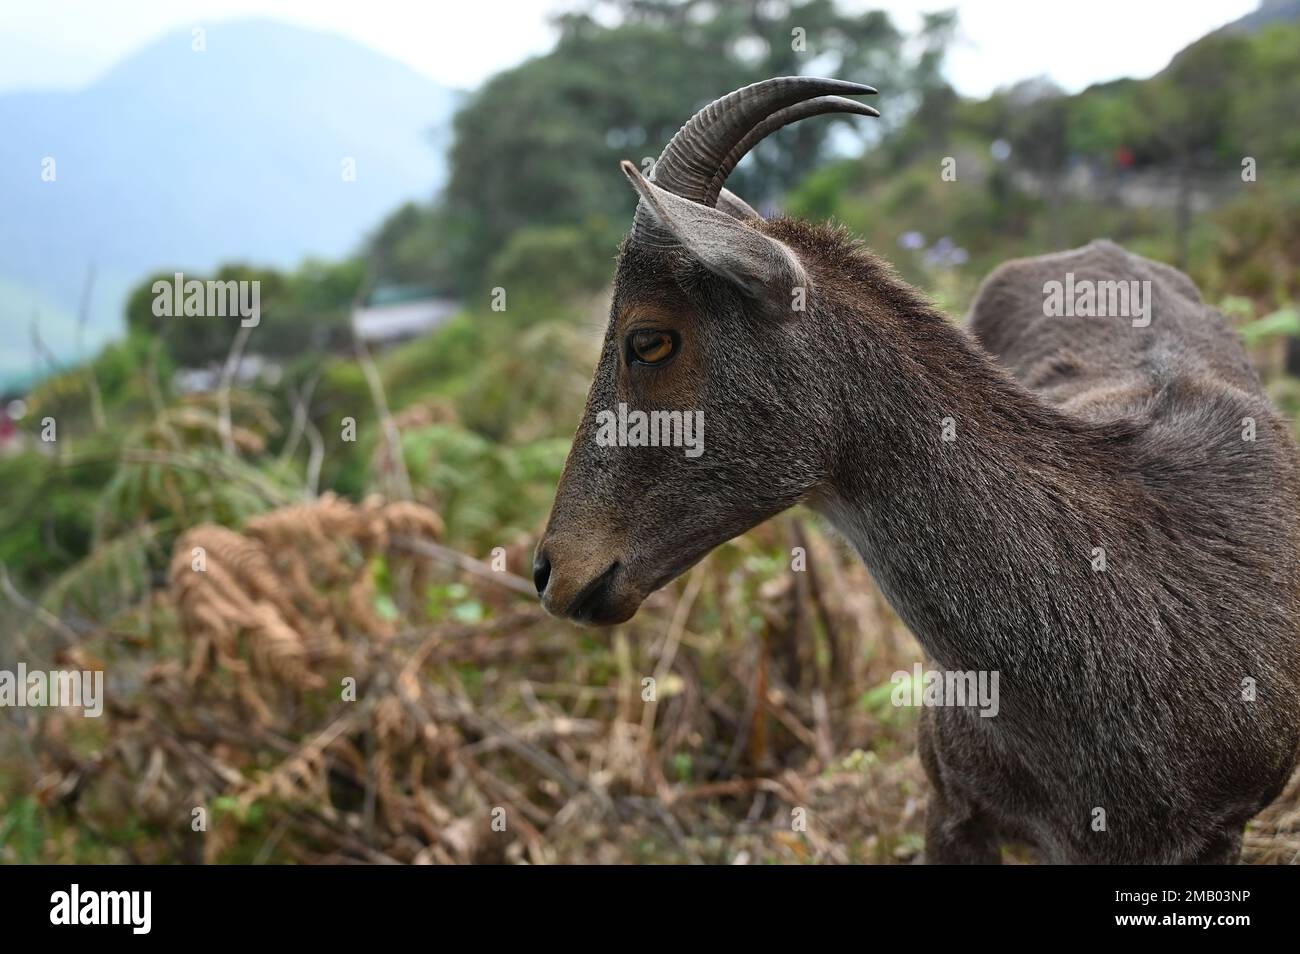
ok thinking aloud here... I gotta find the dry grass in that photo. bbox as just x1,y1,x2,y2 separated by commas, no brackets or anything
10,494,1300,864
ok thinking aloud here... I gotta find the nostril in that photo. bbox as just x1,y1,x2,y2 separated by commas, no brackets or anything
533,550,552,596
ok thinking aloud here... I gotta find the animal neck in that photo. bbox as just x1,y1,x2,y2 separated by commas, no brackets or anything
807,267,1124,671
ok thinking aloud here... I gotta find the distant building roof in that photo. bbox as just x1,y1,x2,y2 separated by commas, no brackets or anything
353,284,459,344
174,353,281,393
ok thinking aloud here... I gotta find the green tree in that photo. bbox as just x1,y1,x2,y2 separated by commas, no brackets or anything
441,0,951,291
366,202,464,289
124,260,361,367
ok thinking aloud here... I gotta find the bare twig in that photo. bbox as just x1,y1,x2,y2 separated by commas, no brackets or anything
29,313,61,375
217,322,255,456
0,564,78,653
304,418,324,498
390,535,536,595
640,567,705,777
279,371,321,465
144,337,166,415
75,264,106,431
354,335,413,501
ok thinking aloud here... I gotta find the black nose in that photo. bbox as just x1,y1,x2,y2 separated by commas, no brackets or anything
533,549,551,596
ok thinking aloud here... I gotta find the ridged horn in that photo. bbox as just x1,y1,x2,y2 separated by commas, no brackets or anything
706,96,880,211
633,76,876,241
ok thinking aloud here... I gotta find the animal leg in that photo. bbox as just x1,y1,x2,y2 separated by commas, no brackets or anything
923,788,1002,864
918,709,1002,864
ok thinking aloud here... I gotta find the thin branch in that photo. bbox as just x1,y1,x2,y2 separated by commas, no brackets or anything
0,564,77,654
354,335,412,501
304,417,324,498
217,323,255,456
278,371,321,464
76,264,106,431
639,566,705,774
145,337,166,415
389,535,535,596
29,313,61,375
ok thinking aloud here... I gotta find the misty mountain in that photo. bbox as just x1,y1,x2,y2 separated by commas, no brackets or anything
0,19,455,387
1217,0,1300,35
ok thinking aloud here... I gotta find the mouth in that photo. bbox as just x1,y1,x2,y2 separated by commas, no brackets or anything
550,543,718,627
564,560,623,624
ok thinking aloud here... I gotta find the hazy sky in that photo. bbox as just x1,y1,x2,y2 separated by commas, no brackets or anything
0,0,1260,97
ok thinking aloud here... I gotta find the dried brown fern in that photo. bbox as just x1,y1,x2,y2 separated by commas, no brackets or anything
26,498,1300,867
168,495,445,722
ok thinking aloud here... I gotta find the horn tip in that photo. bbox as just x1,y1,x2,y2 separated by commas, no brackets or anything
821,96,881,118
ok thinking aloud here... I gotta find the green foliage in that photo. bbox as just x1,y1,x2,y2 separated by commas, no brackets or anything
782,158,860,221
1,383,300,604
0,797,45,863
25,332,170,432
425,581,486,625
438,0,947,292
366,202,463,289
11,4,1300,868
96,445,296,537
304,359,373,496
96,333,172,406
123,259,360,368
264,258,364,356
788,21,1300,314
125,264,284,367
393,423,569,548
1212,177,1300,303
454,322,597,442
378,313,493,409
0,440,118,589
375,311,597,444
35,522,159,623
1064,80,1148,158
488,221,620,307
1239,308,1300,347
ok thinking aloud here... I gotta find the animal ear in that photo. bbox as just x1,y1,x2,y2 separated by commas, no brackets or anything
716,188,760,221
621,160,806,302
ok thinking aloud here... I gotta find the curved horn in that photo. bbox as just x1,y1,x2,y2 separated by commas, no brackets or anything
634,76,875,240
707,96,879,210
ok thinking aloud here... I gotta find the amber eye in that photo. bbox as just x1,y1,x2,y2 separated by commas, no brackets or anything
626,329,678,366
